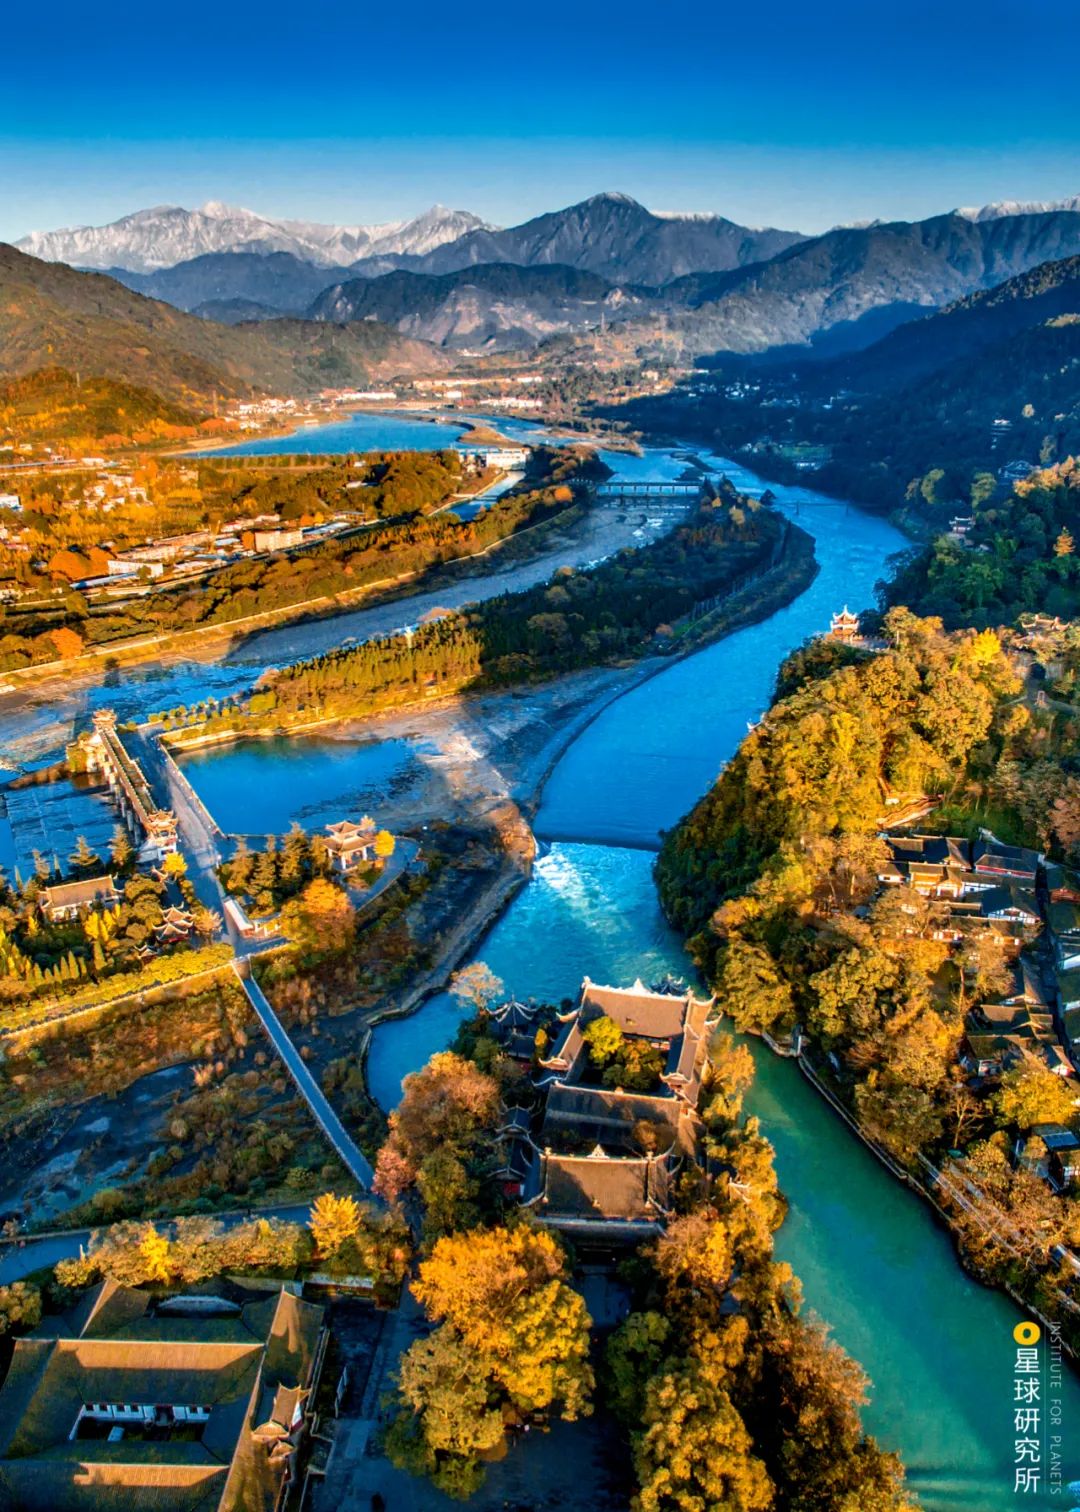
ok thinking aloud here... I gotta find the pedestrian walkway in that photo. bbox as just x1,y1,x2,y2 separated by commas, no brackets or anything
232,961,375,1189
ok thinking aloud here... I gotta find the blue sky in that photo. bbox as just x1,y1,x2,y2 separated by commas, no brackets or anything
3,0,1080,239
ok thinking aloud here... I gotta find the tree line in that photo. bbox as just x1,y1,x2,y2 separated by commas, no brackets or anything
169,489,784,741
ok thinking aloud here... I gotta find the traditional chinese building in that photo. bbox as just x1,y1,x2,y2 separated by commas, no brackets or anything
154,904,195,945
515,978,718,1244
487,997,544,1061
0,1282,327,1512
323,817,379,873
38,875,120,924
829,605,861,642
81,710,179,865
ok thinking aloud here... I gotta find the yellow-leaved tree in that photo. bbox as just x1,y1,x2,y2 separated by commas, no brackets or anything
308,1192,363,1258
138,1224,173,1284
386,1225,593,1498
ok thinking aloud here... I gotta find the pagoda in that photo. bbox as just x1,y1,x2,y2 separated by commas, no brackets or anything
829,605,860,642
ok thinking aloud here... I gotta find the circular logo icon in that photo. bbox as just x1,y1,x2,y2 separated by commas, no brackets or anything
1014,1321,1041,1346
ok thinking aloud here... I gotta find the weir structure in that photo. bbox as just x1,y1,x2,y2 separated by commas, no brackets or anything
593,479,706,499
83,709,179,864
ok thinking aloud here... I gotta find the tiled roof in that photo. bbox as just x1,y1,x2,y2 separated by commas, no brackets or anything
541,1083,695,1155
0,1287,324,1512
580,977,697,1039
977,884,1041,922
0,1459,227,1511
536,1150,673,1222
972,838,1040,875
39,876,118,911
489,998,540,1030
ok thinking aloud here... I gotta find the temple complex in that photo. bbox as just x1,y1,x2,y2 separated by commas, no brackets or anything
0,1282,327,1512
828,605,861,642
506,978,717,1244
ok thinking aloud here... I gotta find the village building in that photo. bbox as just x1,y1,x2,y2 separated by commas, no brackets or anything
1015,1124,1080,1189
962,1003,1071,1081
1046,863,1080,905
460,446,531,471
250,526,304,554
878,833,1041,895
962,1000,1056,1078
223,896,278,942
515,978,717,1244
323,817,379,874
877,833,1044,949
38,875,120,924
971,836,1041,883
0,1281,327,1512
1047,896,1080,972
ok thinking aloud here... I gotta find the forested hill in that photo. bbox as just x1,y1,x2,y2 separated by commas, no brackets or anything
0,367,203,445
0,244,450,405
822,252,1080,393
654,613,1080,1348
614,248,1080,515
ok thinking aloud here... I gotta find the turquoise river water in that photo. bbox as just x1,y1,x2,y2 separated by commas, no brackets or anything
9,410,1080,1506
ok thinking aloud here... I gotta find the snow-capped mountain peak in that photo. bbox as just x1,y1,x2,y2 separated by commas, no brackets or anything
956,195,1080,222
14,203,496,273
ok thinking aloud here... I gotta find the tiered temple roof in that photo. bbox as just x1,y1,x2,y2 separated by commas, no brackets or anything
324,817,379,870
540,977,716,1107
523,1147,676,1238
829,605,860,640
518,978,717,1239
487,998,543,1061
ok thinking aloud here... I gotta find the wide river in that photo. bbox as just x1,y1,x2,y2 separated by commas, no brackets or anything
8,411,1080,1507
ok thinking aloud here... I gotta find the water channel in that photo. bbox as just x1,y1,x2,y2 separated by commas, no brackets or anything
4,409,1078,1506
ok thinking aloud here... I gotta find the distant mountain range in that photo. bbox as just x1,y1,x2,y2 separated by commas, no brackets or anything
344,192,805,284
14,202,491,273
307,263,653,350
817,251,1080,392
647,208,1080,358
11,189,1080,388
19,192,805,286
618,247,1080,514
956,195,1080,222
28,192,1080,360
